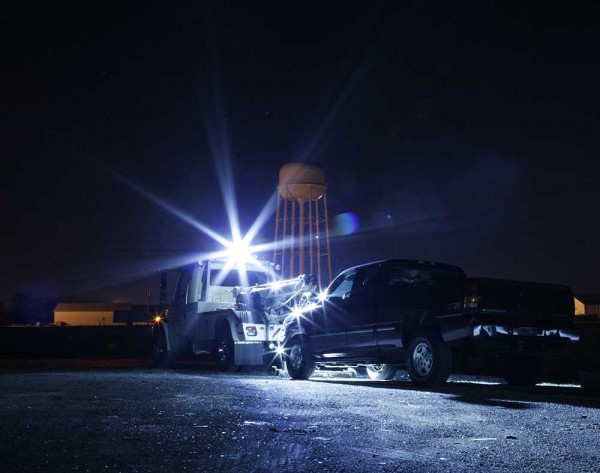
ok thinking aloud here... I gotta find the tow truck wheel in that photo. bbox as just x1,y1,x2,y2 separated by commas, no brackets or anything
366,364,397,381
285,336,315,380
215,330,238,372
407,330,452,387
151,330,171,368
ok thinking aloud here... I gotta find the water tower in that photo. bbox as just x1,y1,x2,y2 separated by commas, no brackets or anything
273,163,332,288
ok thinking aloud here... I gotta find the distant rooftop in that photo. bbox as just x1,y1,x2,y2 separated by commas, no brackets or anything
574,295,600,305
54,303,132,312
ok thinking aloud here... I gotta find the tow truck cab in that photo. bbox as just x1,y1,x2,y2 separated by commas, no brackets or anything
153,258,283,370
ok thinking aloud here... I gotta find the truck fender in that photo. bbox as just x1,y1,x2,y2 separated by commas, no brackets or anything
283,318,307,343
401,315,442,348
215,318,236,341
153,321,172,353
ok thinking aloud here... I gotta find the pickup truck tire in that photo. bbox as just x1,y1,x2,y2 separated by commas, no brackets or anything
407,331,452,387
366,364,397,381
285,336,315,380
215,330,238,372
151,329,171,368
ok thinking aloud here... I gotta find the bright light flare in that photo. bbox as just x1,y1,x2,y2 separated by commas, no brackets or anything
208,235,272,287
290,302,319,319
223,238,255,265
269,281,283,291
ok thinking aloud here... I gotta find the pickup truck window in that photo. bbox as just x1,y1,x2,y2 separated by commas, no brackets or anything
351,265,380,302
328,270,357,300
387,267,432,309
386,265,464,310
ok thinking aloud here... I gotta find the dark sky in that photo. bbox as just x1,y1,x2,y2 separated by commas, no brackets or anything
2,0,599,304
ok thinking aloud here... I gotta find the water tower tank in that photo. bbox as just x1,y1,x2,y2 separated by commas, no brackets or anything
278,163,326,201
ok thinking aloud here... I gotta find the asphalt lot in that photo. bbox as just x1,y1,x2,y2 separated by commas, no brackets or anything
0,360,598,473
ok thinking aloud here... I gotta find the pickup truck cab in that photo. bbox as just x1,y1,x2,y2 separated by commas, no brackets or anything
282,259,467,387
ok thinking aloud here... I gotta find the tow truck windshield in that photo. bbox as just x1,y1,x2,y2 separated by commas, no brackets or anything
210,269,268,287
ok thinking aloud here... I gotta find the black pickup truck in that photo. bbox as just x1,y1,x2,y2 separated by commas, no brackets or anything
282,259,579,387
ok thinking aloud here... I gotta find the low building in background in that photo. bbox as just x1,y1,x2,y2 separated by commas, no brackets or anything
574,295,600,317
54,303,158,326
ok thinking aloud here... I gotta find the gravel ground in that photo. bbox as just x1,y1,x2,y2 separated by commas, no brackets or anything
0,361,598,473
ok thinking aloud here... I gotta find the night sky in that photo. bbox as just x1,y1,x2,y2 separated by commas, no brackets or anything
2,1,599,306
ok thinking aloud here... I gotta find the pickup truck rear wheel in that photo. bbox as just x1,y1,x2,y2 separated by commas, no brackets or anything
215,330,238,372
285,336,315,380
366,364,397,381
407,331,452,387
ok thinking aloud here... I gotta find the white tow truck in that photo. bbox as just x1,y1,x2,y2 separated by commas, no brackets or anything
152,257,313,371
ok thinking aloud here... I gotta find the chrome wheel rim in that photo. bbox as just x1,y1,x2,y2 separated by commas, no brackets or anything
217,340,230,365
289,344,303,370
412,341,433,376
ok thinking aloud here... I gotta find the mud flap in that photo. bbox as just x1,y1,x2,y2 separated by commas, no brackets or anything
234,342,264,366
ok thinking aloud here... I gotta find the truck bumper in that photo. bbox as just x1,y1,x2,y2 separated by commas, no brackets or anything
468,324,579,356
233,342,265,366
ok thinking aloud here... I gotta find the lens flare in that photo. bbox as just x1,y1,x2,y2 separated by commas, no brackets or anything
333,212,359,236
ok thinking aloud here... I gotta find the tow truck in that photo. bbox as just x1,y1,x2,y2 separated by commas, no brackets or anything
152,257,314,371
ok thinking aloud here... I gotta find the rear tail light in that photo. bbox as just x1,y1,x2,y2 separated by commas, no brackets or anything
245,325,257,337
464,280,480,309
463,296,479,309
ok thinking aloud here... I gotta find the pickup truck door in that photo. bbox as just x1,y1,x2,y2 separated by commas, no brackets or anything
309,269,357,354
310,265,380,355
342,264,380,352
376,263,427,350
376,263,467,350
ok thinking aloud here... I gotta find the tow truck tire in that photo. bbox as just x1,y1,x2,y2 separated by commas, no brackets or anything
215,329,238,372
151,329,171,368
366,364,397,381
285,336,315,380
407,330,452,387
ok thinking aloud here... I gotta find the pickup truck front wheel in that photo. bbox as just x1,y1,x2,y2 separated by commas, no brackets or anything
285,336,315,380
366,364,397,381
407,331,452,388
